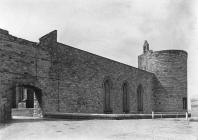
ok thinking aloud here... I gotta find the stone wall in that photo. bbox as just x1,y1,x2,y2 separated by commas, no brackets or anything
138,50,187,112
37,31,155,114
51,43,155,114
0,29,156,122
0,28,188,123
0,28,53,122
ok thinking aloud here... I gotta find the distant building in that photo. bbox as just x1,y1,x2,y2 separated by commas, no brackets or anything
191,99,198,117
0,28,187,122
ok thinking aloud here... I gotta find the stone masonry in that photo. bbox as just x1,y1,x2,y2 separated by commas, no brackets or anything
138,41,187,112
0,29,187,123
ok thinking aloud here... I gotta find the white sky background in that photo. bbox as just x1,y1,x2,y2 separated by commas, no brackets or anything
0,0,198,99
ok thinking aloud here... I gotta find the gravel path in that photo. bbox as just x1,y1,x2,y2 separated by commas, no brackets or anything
0,118,198,140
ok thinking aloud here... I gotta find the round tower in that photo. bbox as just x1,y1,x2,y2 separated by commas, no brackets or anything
138,41,187,112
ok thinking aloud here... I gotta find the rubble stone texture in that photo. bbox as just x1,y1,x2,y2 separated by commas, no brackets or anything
0,29,187,123
138,48,187,112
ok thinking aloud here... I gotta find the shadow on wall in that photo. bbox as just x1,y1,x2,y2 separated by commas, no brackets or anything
0,101,10,123
152,75,169,112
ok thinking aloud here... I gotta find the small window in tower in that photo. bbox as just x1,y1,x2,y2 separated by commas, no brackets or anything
183,97,187,110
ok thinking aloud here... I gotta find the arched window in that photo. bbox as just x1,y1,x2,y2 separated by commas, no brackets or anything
104,79,112,113
137,84,143,112
122,82,129,113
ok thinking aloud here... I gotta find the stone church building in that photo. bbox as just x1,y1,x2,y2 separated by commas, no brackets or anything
0,28,187,122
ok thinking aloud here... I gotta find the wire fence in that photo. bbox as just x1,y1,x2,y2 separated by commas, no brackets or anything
151,111,189,120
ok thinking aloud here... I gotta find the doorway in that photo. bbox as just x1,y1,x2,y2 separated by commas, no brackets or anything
12,85,43,118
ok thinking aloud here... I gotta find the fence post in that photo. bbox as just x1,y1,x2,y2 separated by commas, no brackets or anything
186,112,188,120
152,111,154,119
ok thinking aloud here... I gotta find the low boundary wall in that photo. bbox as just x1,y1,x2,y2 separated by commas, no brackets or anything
44,112,191,120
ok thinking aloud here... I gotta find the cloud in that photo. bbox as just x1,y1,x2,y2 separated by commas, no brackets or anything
57,0,195,65
0,0,195,64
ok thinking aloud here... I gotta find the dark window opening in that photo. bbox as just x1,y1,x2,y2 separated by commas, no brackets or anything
183,97,187,110
104,79,112,113
137,84,143,112
123,82,129,113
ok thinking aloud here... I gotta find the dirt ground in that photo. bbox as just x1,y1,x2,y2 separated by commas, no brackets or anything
0,117,198,140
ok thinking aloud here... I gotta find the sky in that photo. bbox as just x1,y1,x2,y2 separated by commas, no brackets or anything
0,0,198,99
